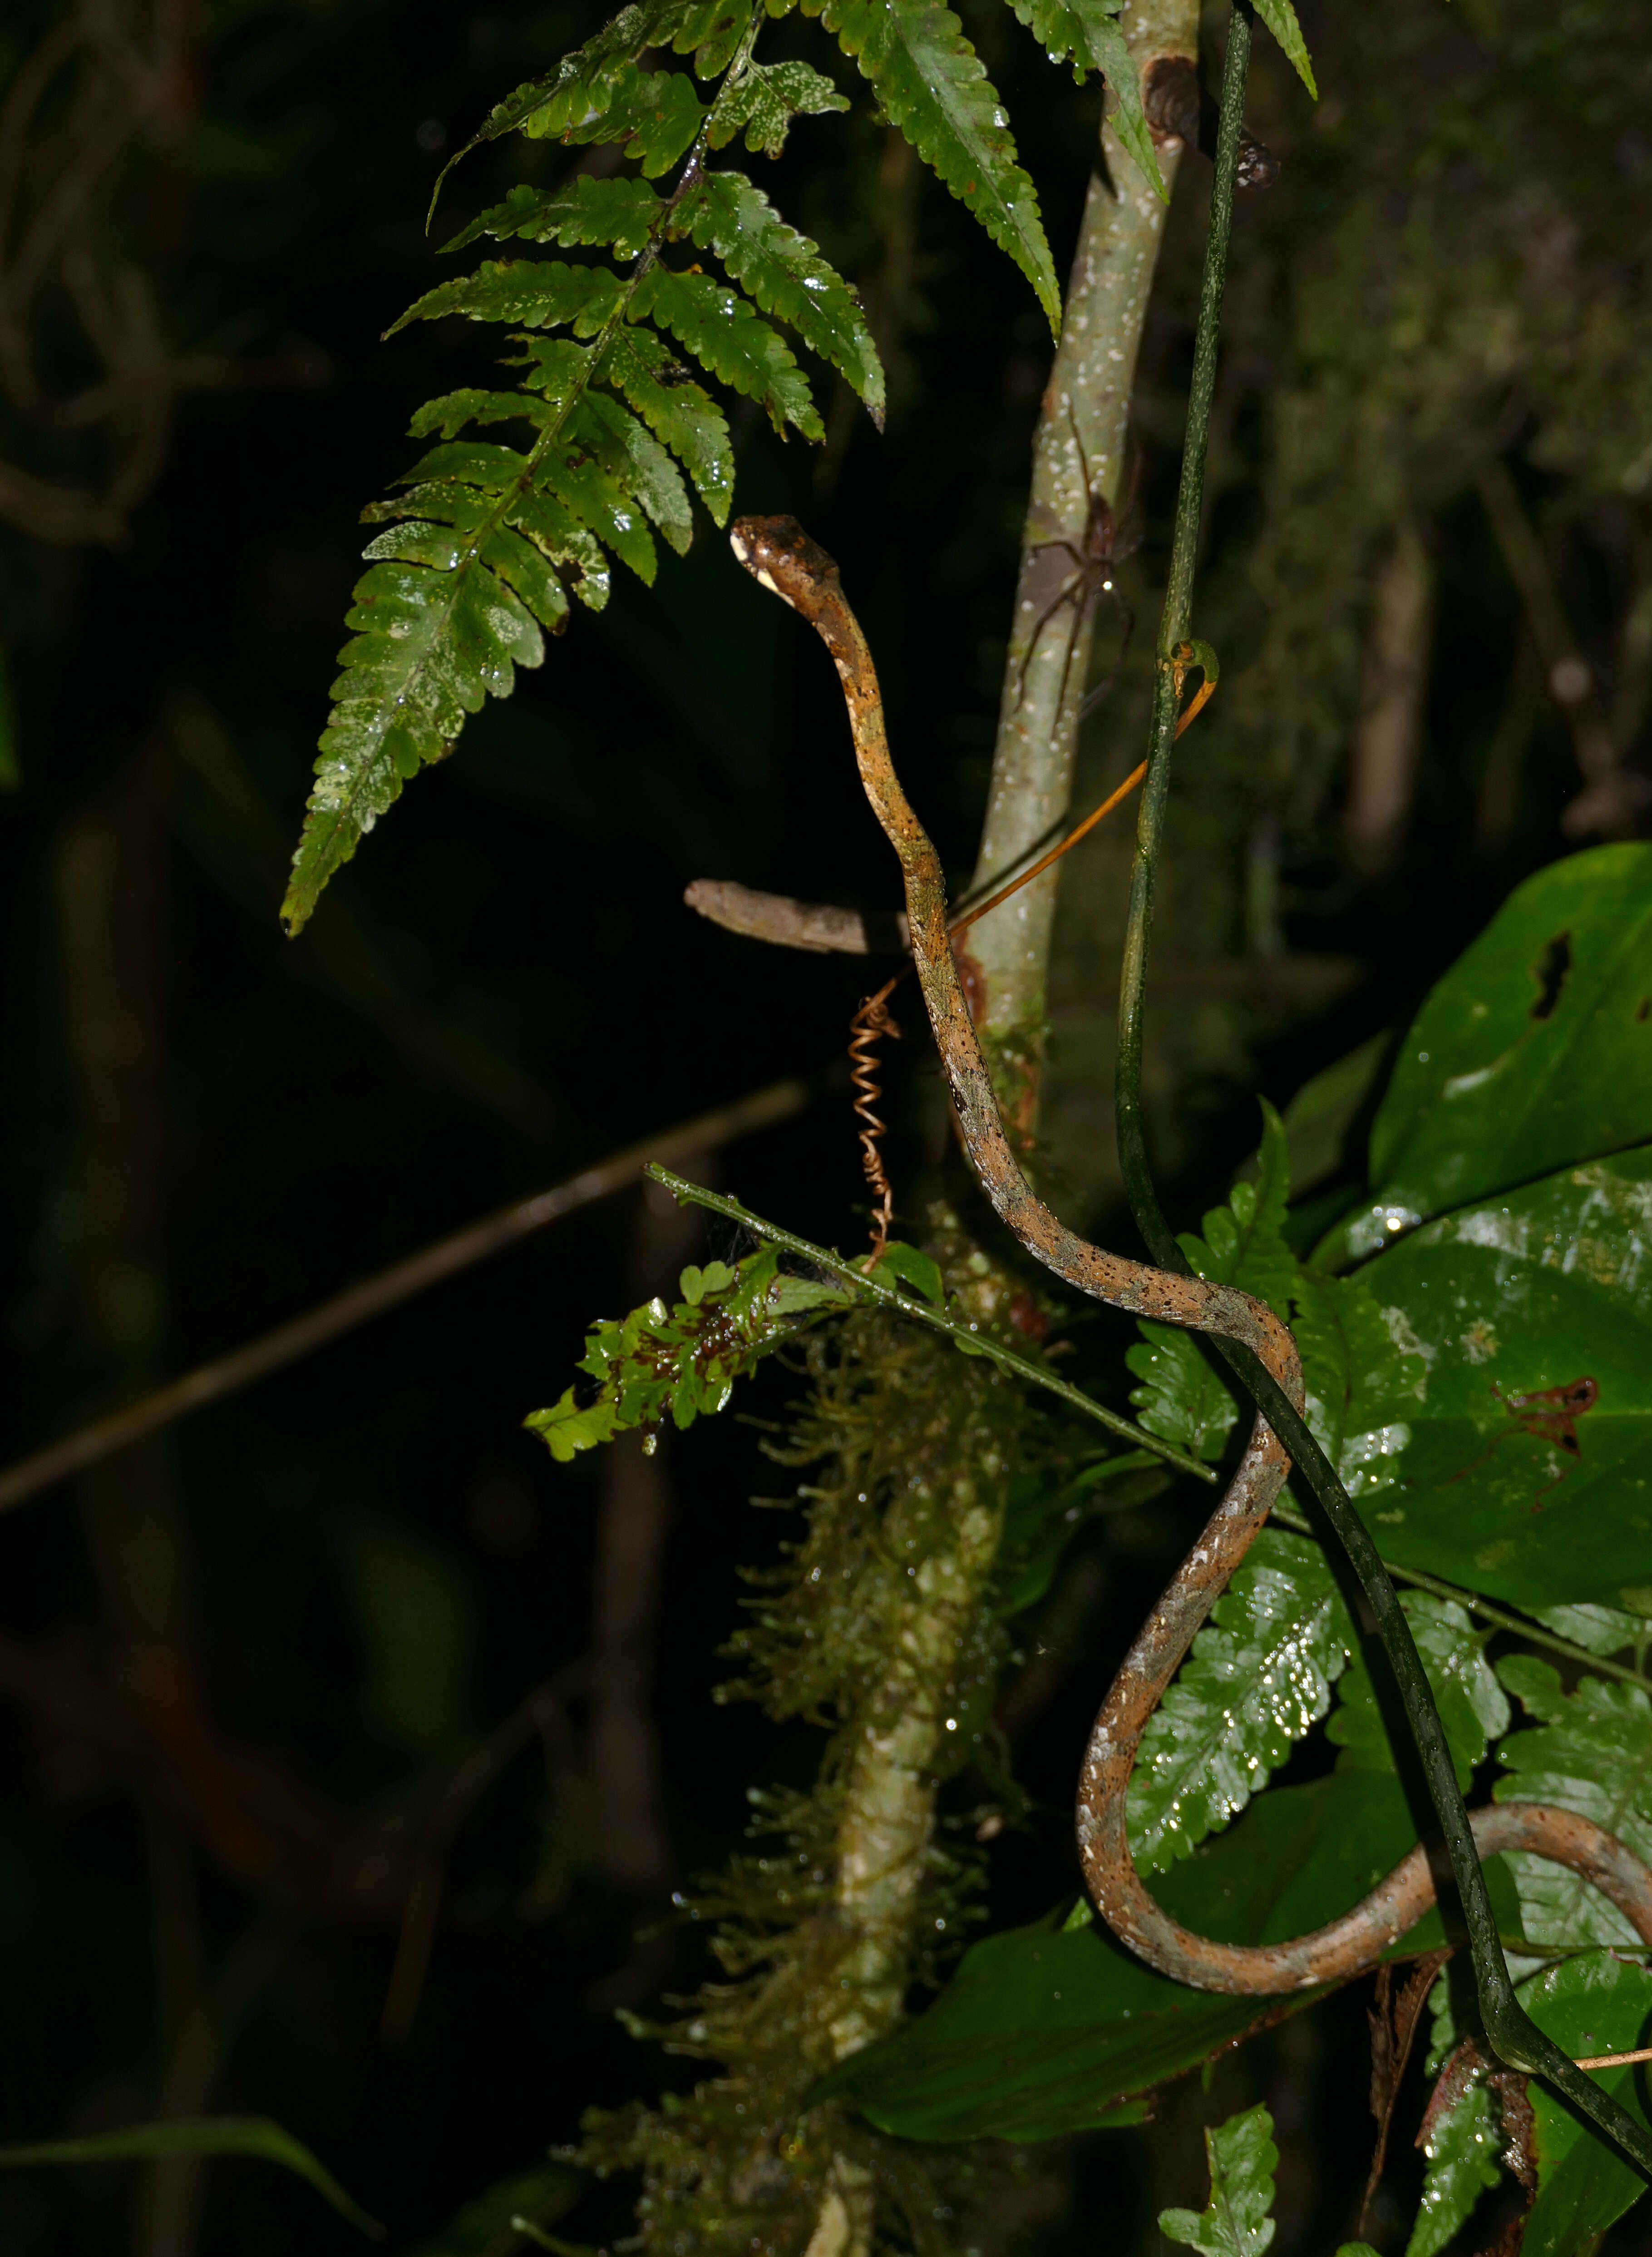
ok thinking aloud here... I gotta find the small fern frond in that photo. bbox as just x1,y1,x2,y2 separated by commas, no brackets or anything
1128,1529,1353,1873
679,169,883,423
386,259,626,340
1007,0,1164,199
441,177,666,261
707,58,850,156
601,328,734,524
812,0,1060,333
631,265,824,437
1493,1659,1652,1947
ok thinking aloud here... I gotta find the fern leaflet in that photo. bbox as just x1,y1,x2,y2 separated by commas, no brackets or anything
1493,1659,1652,1947
1159,2104,1279,2257
812,0,1060,332
1006,0,1164,198
1128,1529,1354,1872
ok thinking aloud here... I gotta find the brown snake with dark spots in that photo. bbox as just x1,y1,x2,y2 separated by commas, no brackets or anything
730,512,1652,1997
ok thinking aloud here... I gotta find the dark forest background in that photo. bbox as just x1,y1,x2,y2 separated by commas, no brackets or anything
1,0,1647,2249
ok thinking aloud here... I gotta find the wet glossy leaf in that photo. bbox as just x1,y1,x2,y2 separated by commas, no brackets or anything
1406,2064,1500,2257
0,2117,380,2237
1007,0,1162,195
706,59,848,157
1160,2102,1278,2257
1328,1595,1509,1793
1346,1147,1652,1606
1519,1952,1652,2257
442,176,666,261
814,0,1060,331
1494,1657,1652,1948
811,1771,1524,2140
676,170,884,421
630,267,823,437
991,1452,1166,1615
867,1239,945,1306
1129,1529,1354,1872
598,327,734,524
1325,846,1652,1264
389,260,626,341
284,553,542,933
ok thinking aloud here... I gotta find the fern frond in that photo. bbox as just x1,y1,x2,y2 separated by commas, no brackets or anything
706,58,850,156
631,265,824,436
601,327,734,524
679,169,884,423
1007,0,1164,199
1493,1659,1652,1947
813,0,1060,332
387,260,626,340
1128,1529,1353,1873
286,549,544,931
1159,2105,1279,2257
442,177,667,260
1329,1596,1509,1791
1249,0,1317,99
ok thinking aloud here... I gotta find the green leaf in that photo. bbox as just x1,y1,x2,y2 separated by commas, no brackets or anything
0,2117,381,2238
991,1452,1166,1615
707,59,849,157
1160,2103,1278,2257
388,261,626,341
1342,1146,1652,1607
1529,1600,1652,1657
1323,846,1652,1265
1494,1657,1652,1948
812,1769,1525,2141
560,65,708,173
283,548,543,933
599,326,734,524
1520,1952,1652,2257
505,488,612,610
442,176,666,260
1006,0,1164,198
526,1246,853,1461
867,1239,945,1306
1289,1263,1423,1474
631,267,823,437
1405,2064,1501,2257
1280,1033,1392,1202
1129,1529,1353,1872
814,0,1060,333
677,170,884,423
1249,0,1317,100
404,390,547,442
1327,1595,1509,1793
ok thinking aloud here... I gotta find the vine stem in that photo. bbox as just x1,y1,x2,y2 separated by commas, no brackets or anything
1114,0,1652,2175
646,1166,1217,1483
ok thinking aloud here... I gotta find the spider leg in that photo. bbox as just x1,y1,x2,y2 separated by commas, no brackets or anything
1014,578,1083,710
1077,590,1136,720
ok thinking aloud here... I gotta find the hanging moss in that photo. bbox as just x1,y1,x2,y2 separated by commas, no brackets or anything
576,1212,1061,2257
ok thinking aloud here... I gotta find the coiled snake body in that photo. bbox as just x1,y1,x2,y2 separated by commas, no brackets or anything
730,512,1652,2005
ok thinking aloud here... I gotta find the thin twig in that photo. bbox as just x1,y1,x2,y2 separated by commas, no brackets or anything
646,1165,1218,1483
0,1079,806,1513
1575,2047,1652,2070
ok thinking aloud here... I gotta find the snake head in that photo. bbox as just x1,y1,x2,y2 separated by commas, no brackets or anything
730,515,841,619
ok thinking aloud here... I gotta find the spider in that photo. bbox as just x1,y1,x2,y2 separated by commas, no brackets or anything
1014,406,1139,722
1446,1374,1599,1509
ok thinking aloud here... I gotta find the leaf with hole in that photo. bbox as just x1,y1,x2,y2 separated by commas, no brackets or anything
1321,846,1652,1265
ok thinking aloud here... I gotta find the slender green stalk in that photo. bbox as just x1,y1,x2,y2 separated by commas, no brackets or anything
1113,0,1652,2178
1267,1501,1652,1695
647,1166,1216,1483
